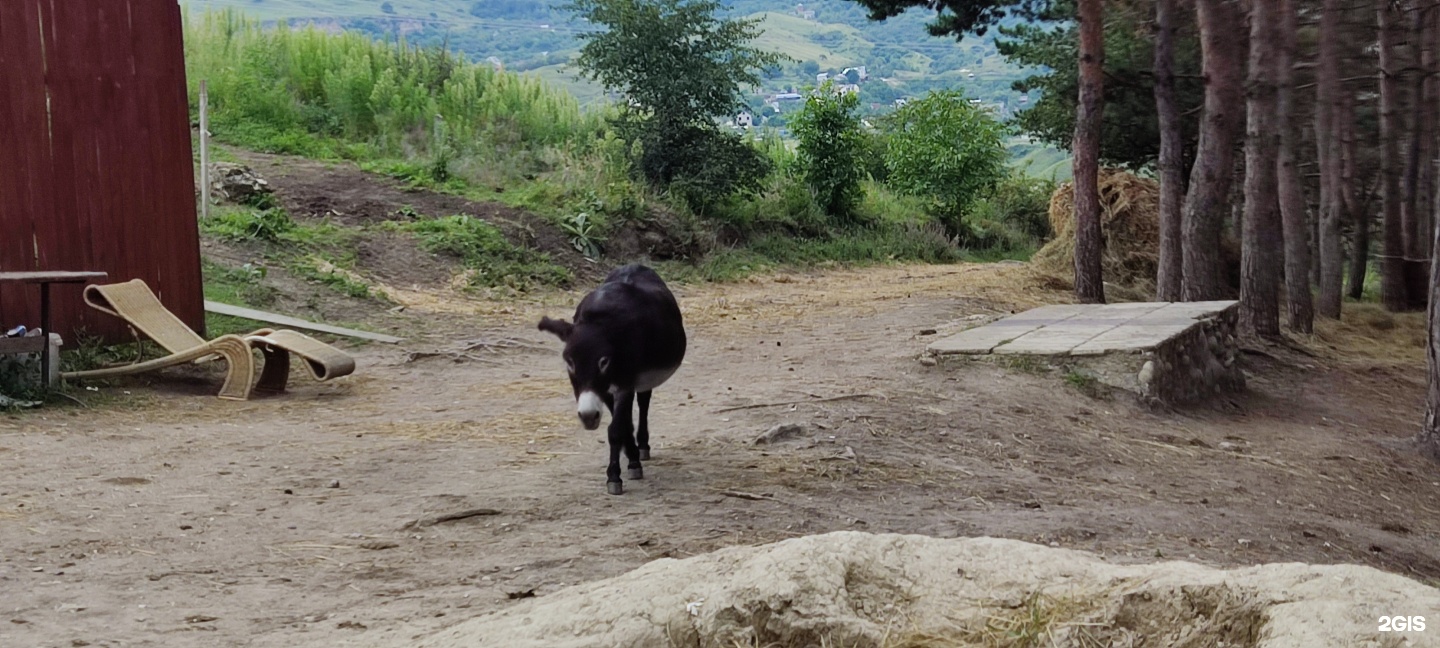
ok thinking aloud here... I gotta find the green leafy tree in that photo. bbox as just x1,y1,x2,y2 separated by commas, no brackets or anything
790,83,867,221
564,0,786,210
841,0,1060,40
996,2,1205,170
884,90,1008,239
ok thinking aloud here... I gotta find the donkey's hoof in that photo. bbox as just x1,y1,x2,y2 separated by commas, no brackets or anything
639,448,651,461
606,481,624,495
627,467,644,481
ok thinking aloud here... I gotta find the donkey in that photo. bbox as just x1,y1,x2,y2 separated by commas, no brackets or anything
538,264,687,495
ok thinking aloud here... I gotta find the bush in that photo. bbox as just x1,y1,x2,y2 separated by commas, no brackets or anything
884,90,1009,237
969,172,1057,244
790,83,867,222
632,121,771,215
859,130,890,184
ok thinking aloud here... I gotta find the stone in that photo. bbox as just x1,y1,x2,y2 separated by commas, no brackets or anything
372,531,1440,648
754,423,806,445
209,163,273,206
1137,360,1155,387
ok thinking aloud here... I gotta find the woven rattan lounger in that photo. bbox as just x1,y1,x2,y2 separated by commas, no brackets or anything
62,279,356,400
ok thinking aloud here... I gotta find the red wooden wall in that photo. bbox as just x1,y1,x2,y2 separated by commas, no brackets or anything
0,0,204,344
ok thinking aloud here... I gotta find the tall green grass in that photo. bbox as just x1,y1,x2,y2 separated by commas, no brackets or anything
184,8,600,160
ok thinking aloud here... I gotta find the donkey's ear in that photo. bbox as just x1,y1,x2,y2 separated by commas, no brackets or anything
537,316,574,341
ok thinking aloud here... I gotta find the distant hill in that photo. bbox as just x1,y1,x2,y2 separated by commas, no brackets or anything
181,0,1035,108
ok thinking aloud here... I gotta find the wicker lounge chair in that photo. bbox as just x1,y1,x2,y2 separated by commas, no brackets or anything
61,279,355,400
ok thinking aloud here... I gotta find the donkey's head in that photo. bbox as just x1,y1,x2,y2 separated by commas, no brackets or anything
538,316,614,430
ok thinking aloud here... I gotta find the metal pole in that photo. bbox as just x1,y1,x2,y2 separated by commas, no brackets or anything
199,80,210,220
39,283,50,389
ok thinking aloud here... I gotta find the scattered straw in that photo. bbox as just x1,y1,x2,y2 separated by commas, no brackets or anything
347,411,572,443
1306,302,1427,365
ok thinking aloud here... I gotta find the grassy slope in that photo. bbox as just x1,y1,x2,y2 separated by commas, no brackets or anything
181,1,1031,101
181,0,477,21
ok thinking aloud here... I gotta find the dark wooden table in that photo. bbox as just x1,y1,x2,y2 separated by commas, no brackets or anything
0,271,109,388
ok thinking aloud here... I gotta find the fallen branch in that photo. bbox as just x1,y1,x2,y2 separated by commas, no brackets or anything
402,508,501,530
720,490,774,501
713,393,883,414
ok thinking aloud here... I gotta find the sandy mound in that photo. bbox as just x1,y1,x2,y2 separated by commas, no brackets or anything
353,531,1439,648
1031,169,1161,294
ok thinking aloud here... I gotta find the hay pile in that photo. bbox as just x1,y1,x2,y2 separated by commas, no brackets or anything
1031,168,1160,294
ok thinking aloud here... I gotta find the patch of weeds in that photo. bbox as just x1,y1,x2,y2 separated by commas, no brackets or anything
654,248,776,284
360,159,469,194
393,205,421,221
205,313,271,338
290,255,377,301
1062,368,1112,400
995,355,1051,375
202,260,278,309
279,219,355,250
200,206,295,243
560,211,605,259
390,215,572,289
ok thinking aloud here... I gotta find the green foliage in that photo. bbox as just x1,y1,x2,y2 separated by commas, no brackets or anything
561,211,605,258
202,259,279,308
564,0,783,210
655,220,961,283
200,206,296,242
565,0,784,124
968,171,1055,243
790,83,867,221
883,90,1008,239
996,2,1204,170
839,0,1059,41
396,215,573,288
655,127,774,214
185,9,597,161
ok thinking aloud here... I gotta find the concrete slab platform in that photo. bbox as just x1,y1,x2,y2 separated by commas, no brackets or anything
925,301,1245,406
928,301,1234,357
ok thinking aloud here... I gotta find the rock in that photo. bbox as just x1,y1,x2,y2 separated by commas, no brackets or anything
918,355,938,367
370,531,1440,648
209,163,273,206
753,423,806,445
1137,360,1155,387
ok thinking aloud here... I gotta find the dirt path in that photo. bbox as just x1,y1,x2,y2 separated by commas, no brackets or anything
2,263,1437,648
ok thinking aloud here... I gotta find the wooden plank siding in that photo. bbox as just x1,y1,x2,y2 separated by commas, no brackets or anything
0,0,203,344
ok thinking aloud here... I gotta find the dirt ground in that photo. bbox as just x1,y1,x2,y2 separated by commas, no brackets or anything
4,157,1440,648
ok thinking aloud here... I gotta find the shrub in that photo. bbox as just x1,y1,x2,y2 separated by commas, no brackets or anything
790,82,867,222
884,90,1008,237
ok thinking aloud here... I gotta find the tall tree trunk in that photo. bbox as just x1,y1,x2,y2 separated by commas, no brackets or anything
1379,0,1410,312
1073,0,1106,304
1241,0,1283,338
1315,0,1346,318
1401,0,1433,309
1416,1,1438,262
1277,0,1313,333
1155,0,1185,301
1344,91,1371,300
1183,0,1247,301
1424,129,1440,462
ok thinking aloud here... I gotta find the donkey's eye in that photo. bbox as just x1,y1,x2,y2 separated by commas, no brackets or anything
565,358,576,374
